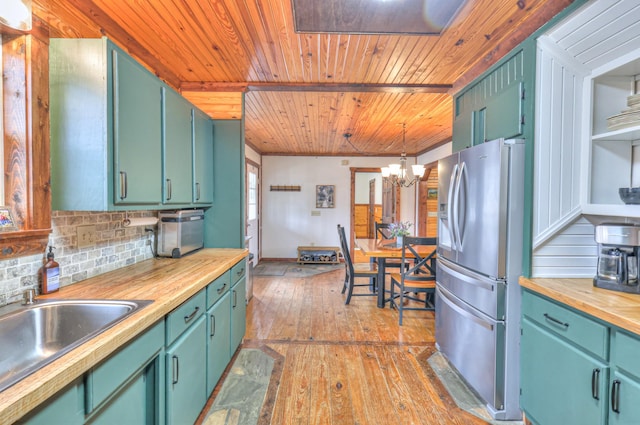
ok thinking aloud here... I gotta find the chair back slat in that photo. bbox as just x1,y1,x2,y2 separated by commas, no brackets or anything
401,236,437,282
374,222,393,240
337,225,354,275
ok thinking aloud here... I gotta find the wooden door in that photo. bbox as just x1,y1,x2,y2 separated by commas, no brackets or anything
368,179,376,238
417,168,438,237
381,178,398,223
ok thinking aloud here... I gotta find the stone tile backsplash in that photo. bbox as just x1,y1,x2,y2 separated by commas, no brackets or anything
0,211,158,306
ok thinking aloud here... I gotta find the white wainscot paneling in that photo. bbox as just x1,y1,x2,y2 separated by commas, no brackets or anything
532,217,597,278
532,36,587,248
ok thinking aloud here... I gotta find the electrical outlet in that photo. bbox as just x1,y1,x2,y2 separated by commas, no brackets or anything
77,224,97,248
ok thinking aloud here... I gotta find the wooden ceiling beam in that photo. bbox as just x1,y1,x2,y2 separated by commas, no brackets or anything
180,81,452,93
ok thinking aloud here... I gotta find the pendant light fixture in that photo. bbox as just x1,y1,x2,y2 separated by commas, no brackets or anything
0,0,32,32
381,123,425,187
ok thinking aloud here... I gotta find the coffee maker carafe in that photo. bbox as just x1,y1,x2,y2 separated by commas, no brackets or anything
594,224,640,293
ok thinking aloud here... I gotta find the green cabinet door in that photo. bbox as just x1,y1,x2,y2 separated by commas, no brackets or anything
162,87,194,205
112,47,162,206
87,369,148,425
206,292,231,395
609,371,640,425
166,315,207,425
193,109,214,204
204,119,245,249
230,277,246,356
485,82,523,141
17,379,84,425
520,318,607,425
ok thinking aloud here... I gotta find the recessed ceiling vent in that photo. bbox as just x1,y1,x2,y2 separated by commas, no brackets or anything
292,0,467,35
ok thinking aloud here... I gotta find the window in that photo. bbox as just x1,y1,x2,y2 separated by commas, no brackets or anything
248,171,257,220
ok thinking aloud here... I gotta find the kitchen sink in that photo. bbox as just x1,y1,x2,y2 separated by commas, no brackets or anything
0,299,153,393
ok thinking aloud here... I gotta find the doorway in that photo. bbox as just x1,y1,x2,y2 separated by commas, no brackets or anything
246,159,260,266
350,167,399,262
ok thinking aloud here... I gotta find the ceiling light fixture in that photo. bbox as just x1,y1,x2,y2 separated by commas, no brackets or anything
0,0,32,32
381,123,425,188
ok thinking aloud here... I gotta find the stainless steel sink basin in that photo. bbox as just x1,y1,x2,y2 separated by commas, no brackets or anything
0,299,152,392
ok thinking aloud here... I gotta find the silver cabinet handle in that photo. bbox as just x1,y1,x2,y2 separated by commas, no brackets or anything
592,368,600,400
233,290,237,308
166,179,172,200
210,315,215,337
216,283,227,294
611,379,621,413
195,182,201,200
183,306,199,323
119,171,127,200
172,355,179,384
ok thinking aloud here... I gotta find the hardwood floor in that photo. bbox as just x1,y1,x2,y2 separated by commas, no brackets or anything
231,266,488,424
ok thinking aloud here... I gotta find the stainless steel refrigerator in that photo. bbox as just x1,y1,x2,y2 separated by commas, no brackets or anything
435,138,524,420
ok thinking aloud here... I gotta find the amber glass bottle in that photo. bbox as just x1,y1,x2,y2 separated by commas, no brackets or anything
41,246,60,294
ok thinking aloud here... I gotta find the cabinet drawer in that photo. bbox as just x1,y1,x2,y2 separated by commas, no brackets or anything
522,291,609,359
86,320,164,412
231,259,247,284
166,290,206,345
612,329,640,379
206,271,230,309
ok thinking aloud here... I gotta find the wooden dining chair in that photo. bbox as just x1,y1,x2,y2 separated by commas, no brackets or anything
389,236,437,325
374,222,407,272
337,225,378,305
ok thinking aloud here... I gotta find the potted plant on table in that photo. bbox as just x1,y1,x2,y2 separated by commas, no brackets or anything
388,221,412,247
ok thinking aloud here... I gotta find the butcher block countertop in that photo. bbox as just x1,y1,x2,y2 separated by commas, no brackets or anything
520,277,640,336
0,248,247,425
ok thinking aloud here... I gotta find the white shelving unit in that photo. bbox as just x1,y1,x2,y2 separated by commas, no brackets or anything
586,56,640,216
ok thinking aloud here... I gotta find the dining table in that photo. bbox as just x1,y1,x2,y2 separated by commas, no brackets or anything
354,238,437,308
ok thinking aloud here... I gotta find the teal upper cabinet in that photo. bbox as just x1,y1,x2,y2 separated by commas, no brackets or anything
204,119,246,248
162,87,194,205
452,49,525,152
113,49,163,206
193,109,214,204
50,37,214,211
50,38,162,210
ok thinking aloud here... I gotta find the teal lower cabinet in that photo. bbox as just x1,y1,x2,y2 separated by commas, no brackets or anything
609,330,640,424
85,320,165,424
230,276,246,356
18,260,247,424
17,379,84,425
521,290,640,425
521,318,608,425
206,292,231,395
165,290,207,425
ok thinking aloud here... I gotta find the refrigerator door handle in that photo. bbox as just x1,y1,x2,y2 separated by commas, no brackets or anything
437,286,495,331
453,161,466,251
447,163,459,250
437,257,497,292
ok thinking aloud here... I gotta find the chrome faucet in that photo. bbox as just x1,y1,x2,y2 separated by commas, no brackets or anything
23,289,36,305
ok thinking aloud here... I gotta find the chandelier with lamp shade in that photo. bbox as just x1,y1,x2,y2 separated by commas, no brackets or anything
381,123,425,188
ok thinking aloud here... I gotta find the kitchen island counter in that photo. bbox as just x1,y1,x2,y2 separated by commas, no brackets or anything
519,277,640,335
0,248,247,425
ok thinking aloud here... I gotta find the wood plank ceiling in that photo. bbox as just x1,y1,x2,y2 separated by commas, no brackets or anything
32,0,573,156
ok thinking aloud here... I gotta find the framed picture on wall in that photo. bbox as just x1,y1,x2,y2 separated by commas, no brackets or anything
0,207,17,231
316,185,335,208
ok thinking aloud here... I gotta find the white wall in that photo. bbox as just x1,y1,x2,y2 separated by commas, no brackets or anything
246,144,261,165
262,156,418,258
417,142,452,166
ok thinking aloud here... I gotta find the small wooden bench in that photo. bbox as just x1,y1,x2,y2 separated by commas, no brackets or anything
296,246,341,264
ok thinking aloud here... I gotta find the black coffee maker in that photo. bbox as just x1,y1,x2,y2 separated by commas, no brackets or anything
594,224,640,293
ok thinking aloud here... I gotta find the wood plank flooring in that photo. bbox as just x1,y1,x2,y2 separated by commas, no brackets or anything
207,266,488,424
